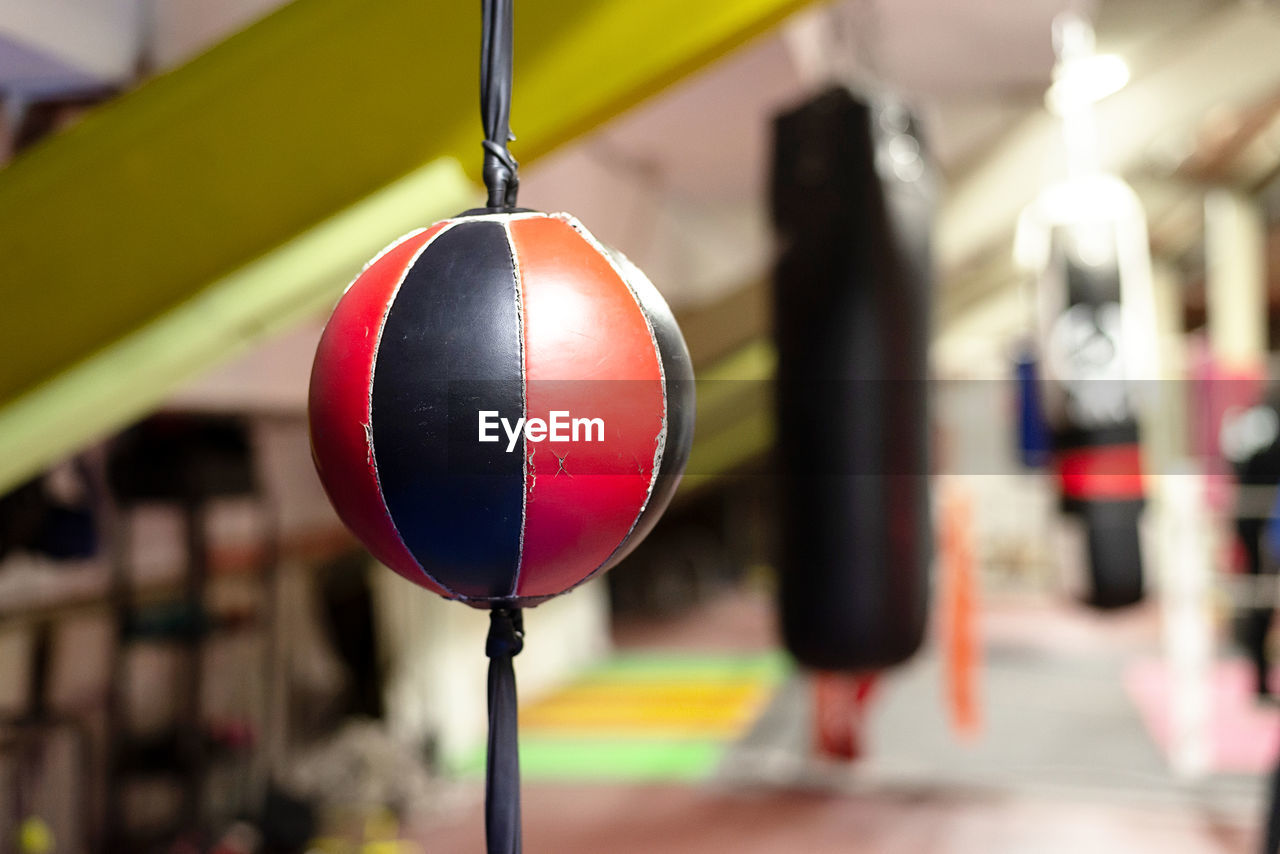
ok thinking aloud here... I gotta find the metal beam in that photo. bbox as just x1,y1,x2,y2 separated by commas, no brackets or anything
0,0,814,490
0,158,474,490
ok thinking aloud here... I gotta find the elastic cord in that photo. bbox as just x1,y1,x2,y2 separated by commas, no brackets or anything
484,607,524,854
479,7,524,849
480,0,519,209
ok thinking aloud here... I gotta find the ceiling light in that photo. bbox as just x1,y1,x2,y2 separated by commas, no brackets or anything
1046,54,1130,114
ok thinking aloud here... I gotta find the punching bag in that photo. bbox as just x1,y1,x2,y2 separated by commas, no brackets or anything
772,88,933,671
1036,226,1146,608
1020,15,1155,610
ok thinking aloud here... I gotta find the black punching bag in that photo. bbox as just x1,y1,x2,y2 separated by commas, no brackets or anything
772,88,934,671
1038,234,1145,608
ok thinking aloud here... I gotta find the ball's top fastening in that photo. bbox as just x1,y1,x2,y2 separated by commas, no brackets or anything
309,211,694,607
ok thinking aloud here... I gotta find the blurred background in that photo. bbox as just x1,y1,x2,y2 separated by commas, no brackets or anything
2,0,1280,851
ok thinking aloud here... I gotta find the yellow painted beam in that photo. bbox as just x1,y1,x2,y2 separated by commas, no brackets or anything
0,159,475,491
0,0,815,491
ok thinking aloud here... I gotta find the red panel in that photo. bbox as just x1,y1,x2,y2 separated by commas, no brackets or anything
308,223,452,595
1055,444,1144,501
510,215,664,598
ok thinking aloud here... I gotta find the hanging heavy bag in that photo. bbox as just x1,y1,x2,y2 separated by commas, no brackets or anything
771,87,934,671
1037,235,1145,609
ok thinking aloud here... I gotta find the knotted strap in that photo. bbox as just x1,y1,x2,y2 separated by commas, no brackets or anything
480,0,519,210
484,607,524,854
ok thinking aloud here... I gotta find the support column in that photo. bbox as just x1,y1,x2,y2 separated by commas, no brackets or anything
1205,187,1267,379
1144,256,1189,471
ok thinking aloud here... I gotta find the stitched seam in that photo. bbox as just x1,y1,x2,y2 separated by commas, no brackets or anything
503,215,530,598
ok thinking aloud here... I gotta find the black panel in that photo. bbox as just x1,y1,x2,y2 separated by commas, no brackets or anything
371,220,525,600
771,88,934,670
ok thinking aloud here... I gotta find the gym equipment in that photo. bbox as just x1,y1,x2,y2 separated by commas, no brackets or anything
1039,236,1146,608
307,3,693,850
771,87,934,671
940,484,980,738
1017,13,1156,609
812,673,878,760
308,210,693,605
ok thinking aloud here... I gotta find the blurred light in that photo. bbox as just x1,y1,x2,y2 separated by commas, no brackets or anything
1046,54,1130,114
1221,405,1280,462
1069,219,1117,268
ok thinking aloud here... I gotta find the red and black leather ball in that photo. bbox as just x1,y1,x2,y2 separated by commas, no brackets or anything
308,210,695,607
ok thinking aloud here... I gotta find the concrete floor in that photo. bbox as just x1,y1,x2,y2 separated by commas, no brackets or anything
416,587,1273,853
418,782,1256,853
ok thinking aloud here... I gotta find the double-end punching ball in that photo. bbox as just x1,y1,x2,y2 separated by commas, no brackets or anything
310,206,693,854
308,3,693,851
309,211,694,606
771,88,934,671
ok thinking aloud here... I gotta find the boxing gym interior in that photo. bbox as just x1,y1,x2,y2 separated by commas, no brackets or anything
4,0,1280,852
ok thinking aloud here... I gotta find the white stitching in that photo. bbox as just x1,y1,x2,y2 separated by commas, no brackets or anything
450,211,547,224
501,216,530,598
342,227,429,295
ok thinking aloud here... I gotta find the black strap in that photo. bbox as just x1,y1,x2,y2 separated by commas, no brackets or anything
480,0,519,210
485,607,524,854
1265,741,1280,854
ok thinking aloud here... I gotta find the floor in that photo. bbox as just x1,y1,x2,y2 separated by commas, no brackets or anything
418,783,1256,853
415,586,1274,853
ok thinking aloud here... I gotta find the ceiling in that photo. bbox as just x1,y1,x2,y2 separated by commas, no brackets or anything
169,0,1081,410
0,0,819,492
0,0,140,94
172,0,1280,407
6,0,1280,473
